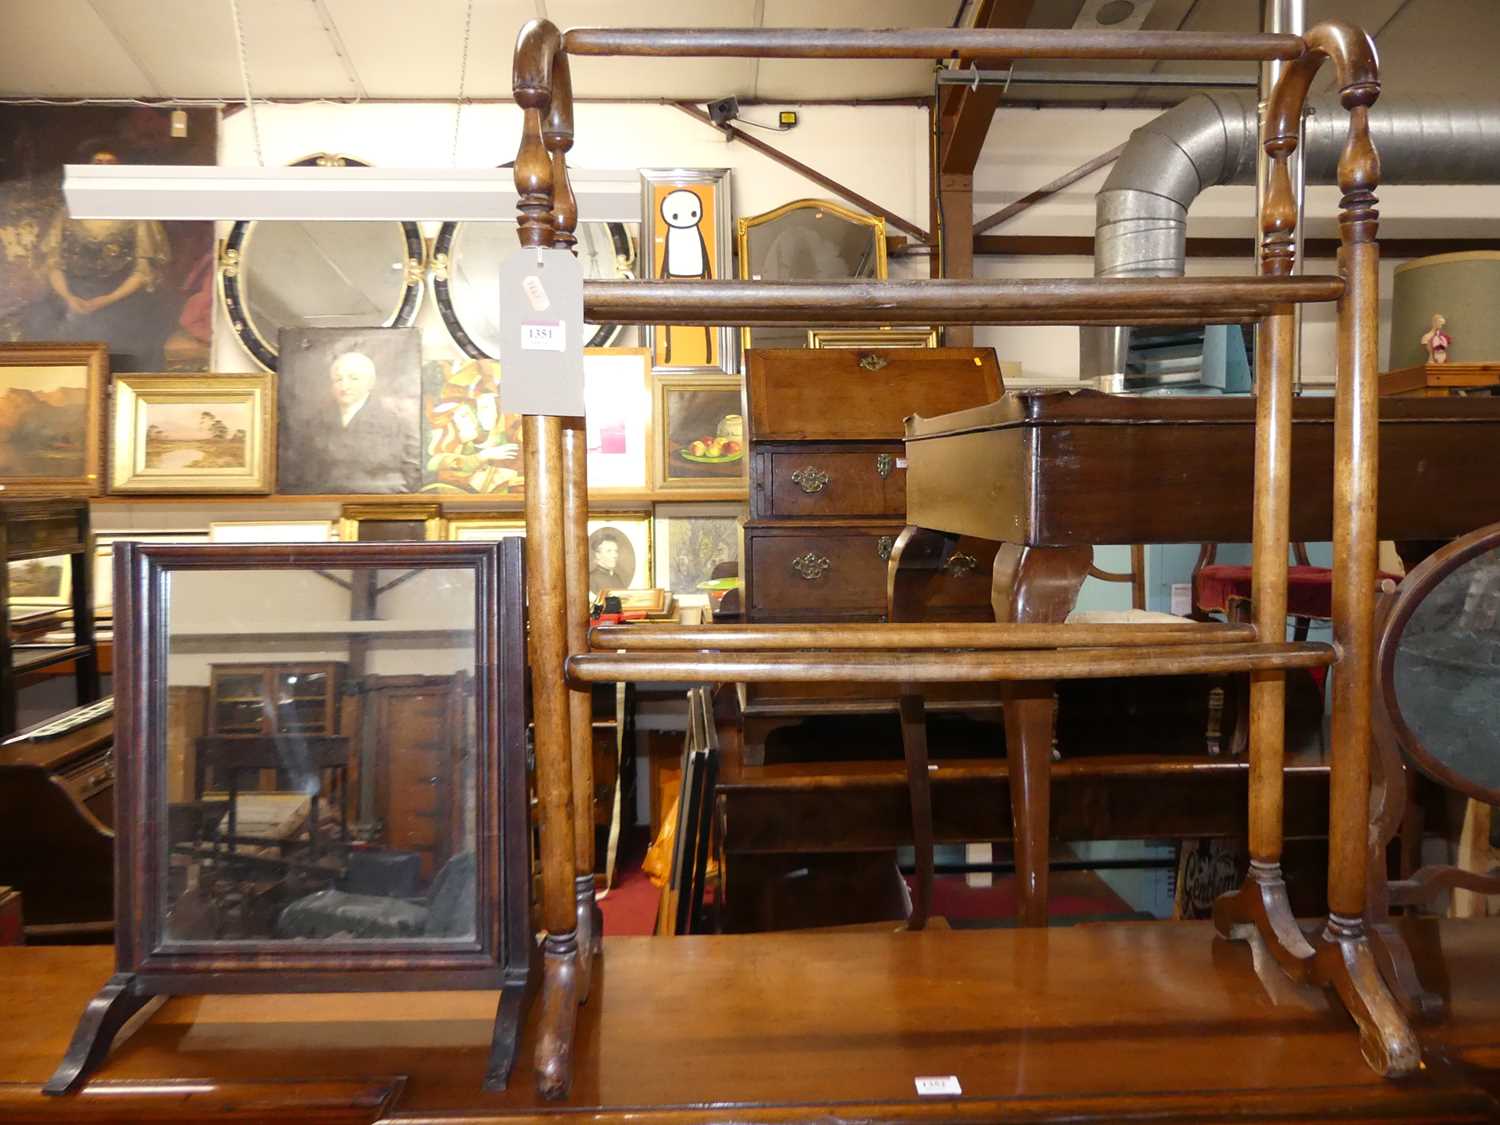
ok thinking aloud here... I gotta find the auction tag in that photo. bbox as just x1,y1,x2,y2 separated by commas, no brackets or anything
914,1076,962,1097
498,246,585,416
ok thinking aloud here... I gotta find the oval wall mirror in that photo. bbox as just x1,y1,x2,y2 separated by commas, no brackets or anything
219,155,426,371
1380,524,1500,804
433,219,636,359
735,198,887,353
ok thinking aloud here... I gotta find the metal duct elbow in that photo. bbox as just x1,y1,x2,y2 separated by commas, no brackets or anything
1083,93,1500,382
1085,91,1259,381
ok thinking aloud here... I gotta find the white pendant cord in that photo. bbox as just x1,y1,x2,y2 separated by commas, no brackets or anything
228,0,264,166
452,0,475,166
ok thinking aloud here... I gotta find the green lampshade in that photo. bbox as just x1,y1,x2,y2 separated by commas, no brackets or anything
1389,251,1500,368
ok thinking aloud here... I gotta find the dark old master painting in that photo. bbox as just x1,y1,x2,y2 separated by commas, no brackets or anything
0,107,217,372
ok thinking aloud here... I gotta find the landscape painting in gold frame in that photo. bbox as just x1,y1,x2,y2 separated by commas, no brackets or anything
110,373,273,493
0,342,106,495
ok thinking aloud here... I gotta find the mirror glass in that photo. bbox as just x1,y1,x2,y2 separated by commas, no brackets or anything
1393,545,1500,798
241,220,412,346
158,564,479,944
739,201,885,351
445,220,637,355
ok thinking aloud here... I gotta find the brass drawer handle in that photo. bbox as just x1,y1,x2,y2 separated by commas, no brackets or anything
875,453,895,479
876,535,895,561
791,466,830,494
858,353,889,372
944,552,979,578
791,552,832,581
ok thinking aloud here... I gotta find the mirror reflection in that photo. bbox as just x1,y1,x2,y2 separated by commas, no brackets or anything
441,219,637,355
736,199,886,352
1394,547,1500,797
160,565,478,943
241,220,414,345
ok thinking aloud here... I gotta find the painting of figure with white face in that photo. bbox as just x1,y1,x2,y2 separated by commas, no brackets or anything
642,171,732,373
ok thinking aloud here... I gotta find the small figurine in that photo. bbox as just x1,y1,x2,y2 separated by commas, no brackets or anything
1421,313,1451,365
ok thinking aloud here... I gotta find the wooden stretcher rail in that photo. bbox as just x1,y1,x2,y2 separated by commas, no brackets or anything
580,277,1344,327
566,642,1334,686
561,27,1306,61
589,622,1259,651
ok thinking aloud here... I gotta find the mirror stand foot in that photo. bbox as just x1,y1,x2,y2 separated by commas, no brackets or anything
482,978,532,1092
43,974,150,1096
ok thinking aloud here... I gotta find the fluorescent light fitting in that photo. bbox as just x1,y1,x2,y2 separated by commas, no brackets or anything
63,164,641,223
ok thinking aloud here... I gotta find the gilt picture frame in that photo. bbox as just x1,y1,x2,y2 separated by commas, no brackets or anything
653,376,746,491
0,342,106,495
109,373,274,493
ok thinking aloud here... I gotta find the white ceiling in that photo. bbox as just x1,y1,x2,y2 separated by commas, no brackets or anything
0,0,1490,105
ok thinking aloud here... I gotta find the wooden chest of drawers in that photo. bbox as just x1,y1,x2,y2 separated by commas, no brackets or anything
743,348,1004,623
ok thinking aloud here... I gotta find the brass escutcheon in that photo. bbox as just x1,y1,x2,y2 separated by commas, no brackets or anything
944,552,979,578
857,353,889,372
875,452,895,479
876,535,895,561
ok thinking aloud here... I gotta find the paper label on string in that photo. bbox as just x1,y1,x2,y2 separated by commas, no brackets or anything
914,1076,962,1096
498,246,585,416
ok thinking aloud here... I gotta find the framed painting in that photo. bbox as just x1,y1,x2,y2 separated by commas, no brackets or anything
0,106,217,373
808,328,938,349
653,377,745,491
421,357,524,497
585,512,652,598
653,502,743,599
446,516,525,542
110,373,273,493
8,554,71,608
640,169,736,376
584,347,651,492
338,501,445,542
277,327,421,495
0,343,106,495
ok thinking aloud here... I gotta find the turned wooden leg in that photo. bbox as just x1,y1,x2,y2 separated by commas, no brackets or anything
990,542,1091,928
524,414,581,1099
562,419,599,1004
897,691,933,931
44,974,152,1095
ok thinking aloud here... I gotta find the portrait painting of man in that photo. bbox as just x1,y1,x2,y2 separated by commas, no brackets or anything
277,327,421,494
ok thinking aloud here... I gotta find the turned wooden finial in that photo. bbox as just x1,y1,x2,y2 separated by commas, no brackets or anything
1261,20,1381,270
546,53,578,251
513,19,566,249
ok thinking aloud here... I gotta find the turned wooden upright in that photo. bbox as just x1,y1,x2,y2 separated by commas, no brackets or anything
513,16,1418,1099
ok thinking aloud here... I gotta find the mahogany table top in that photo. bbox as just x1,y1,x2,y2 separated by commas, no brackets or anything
0,919,1497,1122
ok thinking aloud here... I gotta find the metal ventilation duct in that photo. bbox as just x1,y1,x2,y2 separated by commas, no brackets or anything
1082,93,1500,382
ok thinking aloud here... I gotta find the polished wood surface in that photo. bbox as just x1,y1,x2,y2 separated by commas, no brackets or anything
581,276,1343,327
747,348,1002,444
591,621,1258,650
3,920,1499,1121
904,394,1500,547
561,26,1307,60
1381,362,1500,397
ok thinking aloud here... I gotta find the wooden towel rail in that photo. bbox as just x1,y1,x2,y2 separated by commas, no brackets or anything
512,14,1417,1099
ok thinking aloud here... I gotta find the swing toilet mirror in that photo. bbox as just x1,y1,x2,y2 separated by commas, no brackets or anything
735,198,887,354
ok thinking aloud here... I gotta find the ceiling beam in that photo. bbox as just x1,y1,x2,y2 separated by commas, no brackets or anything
939,0,1037,176
673,102,930,243
973,143,1123,235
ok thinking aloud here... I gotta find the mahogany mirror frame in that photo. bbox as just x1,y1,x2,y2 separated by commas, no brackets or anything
45,538,533,1096
1376,520,1500,806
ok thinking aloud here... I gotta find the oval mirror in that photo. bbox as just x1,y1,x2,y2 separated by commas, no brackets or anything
735,198,887,353
1381,526,1500,804
433,220,636,359
220,156,425,370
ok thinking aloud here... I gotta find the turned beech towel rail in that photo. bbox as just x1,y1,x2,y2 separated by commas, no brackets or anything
511,17,1414,1100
